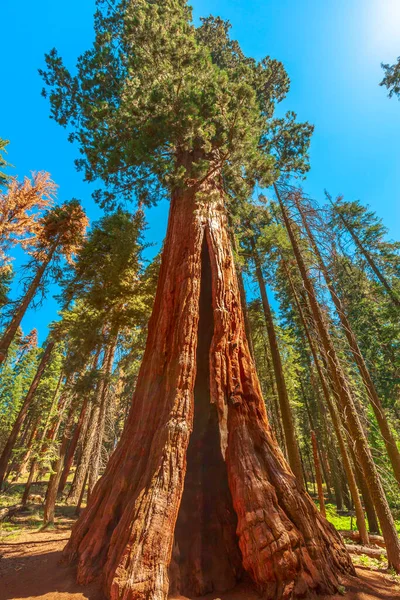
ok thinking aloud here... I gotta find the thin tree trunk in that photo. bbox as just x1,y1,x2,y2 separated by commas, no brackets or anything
328,449,344,512
87,335,118,495
351,449,380,535
21,371,64,504
300,380,333,501
0,340,55,490
277,185,399,568
75,471,88,516
43,408,75,527
250,238,304,487
311,431,326,517
0,242,57,364
63,176,353,600
264,345,287,455
66,401,98,505
284,260,369,542
58,398,89,494
296,193,400,488
8,415,38,480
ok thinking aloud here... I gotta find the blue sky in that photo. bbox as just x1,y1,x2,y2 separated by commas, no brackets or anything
1,0,400,343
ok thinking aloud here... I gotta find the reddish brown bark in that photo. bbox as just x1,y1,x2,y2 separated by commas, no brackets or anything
63,181,353,600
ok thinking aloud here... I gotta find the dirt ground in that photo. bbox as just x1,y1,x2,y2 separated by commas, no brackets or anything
1,528,399,600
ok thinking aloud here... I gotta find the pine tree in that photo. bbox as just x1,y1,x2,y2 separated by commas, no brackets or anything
0,199,88,363
0,332,40,451
0,338,55,489
381,56,400,99
41,3,353,597
0,172,57,269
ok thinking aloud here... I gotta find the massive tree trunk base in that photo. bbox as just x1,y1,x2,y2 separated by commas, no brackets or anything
63,184,354,600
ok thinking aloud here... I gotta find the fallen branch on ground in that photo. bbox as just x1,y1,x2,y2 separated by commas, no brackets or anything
340,530,386,549
345,544,387,559
0,504,23,521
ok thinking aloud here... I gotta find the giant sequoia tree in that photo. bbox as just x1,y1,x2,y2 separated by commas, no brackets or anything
42,2,354,598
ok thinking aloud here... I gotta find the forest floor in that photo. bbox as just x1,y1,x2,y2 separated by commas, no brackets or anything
1,483,400,600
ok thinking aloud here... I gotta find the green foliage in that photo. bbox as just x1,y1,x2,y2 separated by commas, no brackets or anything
0,138,10,185
62,209,147,327
381,56,400,99
0,334,40,450
40,1,312,209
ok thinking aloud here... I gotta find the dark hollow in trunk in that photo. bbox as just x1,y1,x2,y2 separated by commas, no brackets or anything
171,240,243,597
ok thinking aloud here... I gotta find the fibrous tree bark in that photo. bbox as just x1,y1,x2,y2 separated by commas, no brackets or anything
63,179,353,600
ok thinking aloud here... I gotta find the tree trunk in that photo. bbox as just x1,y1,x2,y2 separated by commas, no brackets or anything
9,415,39,480
0,243,57,364
300,381,332,501
311,431,326,518
295,193,400,489
75,471,88,516
21,371,64,503
58,398,89,494
283,260,369,543
264,346,287,456
352,454,380,535
43,408,75,527
87,335,118,495
276,185,400,569
250,239,304,487
66,401,97,505
63,178,353,600
0,340,55,490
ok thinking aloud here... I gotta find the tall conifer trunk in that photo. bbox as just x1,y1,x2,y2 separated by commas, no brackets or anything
58,397,89,494
295,193,400,488
249,238,304,487
0,242,58,364
311,431,326,517
64,179,353,600
284,261,368,543
276,185,400,570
